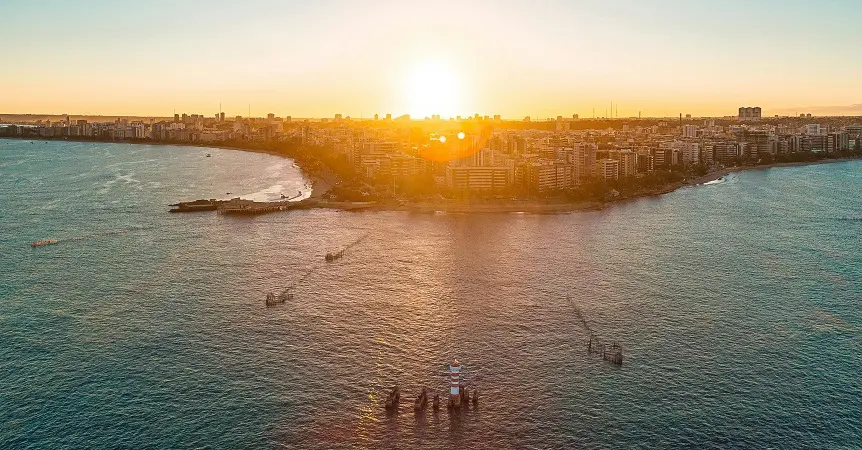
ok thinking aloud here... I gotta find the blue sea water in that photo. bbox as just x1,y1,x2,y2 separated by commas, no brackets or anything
1,139,860,449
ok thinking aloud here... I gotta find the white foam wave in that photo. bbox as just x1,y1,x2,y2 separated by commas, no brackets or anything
236,184,285,202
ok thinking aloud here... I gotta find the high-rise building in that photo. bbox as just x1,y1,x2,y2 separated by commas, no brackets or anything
744,130,771,158
679,142,700,165
806,123,827,136
636,149,654,172
573,142,596,182
616,150,637,177
595,158,619,180
445,165,513,190
683,125,697,138
522,162,573,191
738,106,762,121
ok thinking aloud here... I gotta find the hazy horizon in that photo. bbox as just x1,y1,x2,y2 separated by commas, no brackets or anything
3,0,862,118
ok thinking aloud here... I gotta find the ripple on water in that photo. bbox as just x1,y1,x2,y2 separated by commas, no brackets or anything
1,141,861,448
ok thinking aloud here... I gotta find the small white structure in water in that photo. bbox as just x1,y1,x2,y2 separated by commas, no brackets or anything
448,360,462,408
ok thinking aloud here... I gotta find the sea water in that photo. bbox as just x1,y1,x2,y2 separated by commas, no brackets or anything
1,140,860,448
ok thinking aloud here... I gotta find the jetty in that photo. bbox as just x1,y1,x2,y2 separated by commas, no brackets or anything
265,290,293,307
324,233,369,262
169,199,227,212
588,336,623,366
570,297,624,366
170,191,305,215
263,233,371,308
325,250,344,262
218,198,296,215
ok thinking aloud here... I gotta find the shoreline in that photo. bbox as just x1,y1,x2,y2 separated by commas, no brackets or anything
4,137,859,214
1,136,332,200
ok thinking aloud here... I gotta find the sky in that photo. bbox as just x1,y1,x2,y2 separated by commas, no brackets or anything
2,0,862,118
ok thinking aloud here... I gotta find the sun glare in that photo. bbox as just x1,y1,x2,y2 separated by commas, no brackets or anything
404,61,460,119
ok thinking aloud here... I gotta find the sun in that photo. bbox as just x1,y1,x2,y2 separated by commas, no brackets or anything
403,61,461,119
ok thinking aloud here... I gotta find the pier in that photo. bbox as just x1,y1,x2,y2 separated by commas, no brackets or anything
264,232,371,307
170,191,305,215
218,197,301,215
588,336,624,366
265,290,293,307
325,250,344,262
324,233,369,262
169,199,227,212
571,297,624,366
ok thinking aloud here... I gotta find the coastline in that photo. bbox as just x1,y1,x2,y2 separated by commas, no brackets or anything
3,137,858,214
1,136,331,201
359,157,859,214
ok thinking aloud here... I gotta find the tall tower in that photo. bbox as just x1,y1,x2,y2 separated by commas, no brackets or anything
448,360,462,408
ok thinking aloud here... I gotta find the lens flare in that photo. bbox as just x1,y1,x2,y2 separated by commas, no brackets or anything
457,132,466,140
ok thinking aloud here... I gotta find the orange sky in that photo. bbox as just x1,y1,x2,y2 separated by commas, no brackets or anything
2,1,862,118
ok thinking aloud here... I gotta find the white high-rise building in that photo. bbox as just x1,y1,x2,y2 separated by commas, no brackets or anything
806,124,827,136
595,158,619,180
683,125,698,138
680,142,700,165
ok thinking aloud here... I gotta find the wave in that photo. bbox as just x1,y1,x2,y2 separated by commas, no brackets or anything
702,177,726,186
235,184,287,202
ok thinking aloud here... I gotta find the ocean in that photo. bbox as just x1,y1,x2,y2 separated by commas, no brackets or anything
1,139,860,449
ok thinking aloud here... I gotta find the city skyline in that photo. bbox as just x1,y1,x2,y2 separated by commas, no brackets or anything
3,0,862,118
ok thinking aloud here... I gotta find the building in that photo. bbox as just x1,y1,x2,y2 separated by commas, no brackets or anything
701,142,715,165
738,107,762,121
744,130,771,158
636,149,654,173
713,141,738,163
445,165,512,190
573,142,597,182
683,125,697,138
806,123,826,136
595,158,619,180
616,149,638,177
679,142,700,165
523,162,573,191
